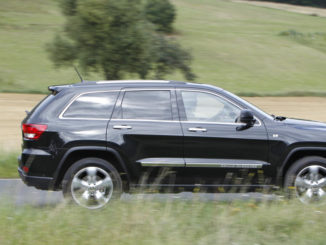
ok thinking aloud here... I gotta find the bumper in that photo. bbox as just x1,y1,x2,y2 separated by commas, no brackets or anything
18,149,57,190
18,167,54,190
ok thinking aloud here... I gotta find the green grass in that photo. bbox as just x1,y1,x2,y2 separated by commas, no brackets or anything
0,0,79,93
171,0,326,95
0,152,19,178
279,30,326,54
0,199,325,245
1,0,326,95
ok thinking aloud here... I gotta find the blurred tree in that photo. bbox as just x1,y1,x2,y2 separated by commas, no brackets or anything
145,0,175,33
47,0,195,80
151,35,195,81
59,0,78,16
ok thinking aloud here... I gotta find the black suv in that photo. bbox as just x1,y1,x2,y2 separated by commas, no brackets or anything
19,80,326,208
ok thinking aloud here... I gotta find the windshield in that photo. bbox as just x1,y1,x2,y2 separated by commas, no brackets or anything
222,90,274,120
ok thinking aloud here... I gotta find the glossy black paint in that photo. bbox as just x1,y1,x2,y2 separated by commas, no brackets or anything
18,81,326,191
174,89,271,185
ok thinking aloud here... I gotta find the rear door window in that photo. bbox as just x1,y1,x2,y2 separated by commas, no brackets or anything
121,90,172,120
62,92,118,119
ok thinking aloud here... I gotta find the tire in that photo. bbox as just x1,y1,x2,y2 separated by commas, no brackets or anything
284,156,326,205
62,157,122,209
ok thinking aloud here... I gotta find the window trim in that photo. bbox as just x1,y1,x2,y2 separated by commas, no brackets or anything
114,88,177,122
59,90,120,120
110,118,178,123
59,88,262,126
177,89,262,126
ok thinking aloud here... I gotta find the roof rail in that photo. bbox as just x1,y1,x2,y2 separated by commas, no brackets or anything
96,80,170,84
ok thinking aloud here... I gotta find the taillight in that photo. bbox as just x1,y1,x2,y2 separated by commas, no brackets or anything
22,124,48,140
22,166,29,173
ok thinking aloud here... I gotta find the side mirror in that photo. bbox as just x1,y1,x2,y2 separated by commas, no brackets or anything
237,109,256,131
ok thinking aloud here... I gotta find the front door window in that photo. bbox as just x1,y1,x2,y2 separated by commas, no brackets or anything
181,91,241,123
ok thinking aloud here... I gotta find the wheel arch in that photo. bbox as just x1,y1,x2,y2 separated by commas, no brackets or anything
278,147,326,186
53,146,131,190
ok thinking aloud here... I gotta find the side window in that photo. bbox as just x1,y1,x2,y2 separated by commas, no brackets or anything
121,90,172,120
63,92,118,119
181,91,241,123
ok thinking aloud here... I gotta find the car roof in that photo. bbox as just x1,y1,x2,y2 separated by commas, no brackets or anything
49,80,223,93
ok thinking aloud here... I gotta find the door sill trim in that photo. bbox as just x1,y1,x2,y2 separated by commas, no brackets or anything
185,158,269,169
139,158,185,167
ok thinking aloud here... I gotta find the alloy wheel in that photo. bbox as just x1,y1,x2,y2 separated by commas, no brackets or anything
295,165,326,205
71,166,114,209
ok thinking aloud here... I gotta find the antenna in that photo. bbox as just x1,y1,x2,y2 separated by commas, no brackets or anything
73,65,84,82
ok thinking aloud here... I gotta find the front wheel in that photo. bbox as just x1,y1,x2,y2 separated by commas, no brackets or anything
62,158,122,209
284,156,326,205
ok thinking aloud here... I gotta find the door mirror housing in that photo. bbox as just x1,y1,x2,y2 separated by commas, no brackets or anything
237,109,256,130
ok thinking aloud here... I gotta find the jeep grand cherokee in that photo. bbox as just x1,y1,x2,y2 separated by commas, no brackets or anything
18,80,326,208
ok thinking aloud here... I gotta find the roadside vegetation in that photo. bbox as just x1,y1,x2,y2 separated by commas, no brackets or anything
1,0,326,95
0,199,325,245
0,152,18,178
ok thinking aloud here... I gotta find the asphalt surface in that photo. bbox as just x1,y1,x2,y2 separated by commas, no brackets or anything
0,179,63,206
0,179,282,207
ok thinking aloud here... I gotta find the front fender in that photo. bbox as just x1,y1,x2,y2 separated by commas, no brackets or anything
277,146,326,186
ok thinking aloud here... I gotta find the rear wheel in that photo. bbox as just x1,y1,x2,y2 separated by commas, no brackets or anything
284,156,326,205
62,157,122,209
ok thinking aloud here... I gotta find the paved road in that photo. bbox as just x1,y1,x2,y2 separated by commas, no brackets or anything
0,179,281,207
0,179,63,206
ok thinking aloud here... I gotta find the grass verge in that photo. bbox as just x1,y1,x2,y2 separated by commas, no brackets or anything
1,0,326,95
0,152,18,178
0,199,325,245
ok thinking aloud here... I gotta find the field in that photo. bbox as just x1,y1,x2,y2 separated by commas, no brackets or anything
1,0,326,95
1,1,326,242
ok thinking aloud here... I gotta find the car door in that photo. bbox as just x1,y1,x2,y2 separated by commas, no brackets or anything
107,88,184,185
176,89,270,187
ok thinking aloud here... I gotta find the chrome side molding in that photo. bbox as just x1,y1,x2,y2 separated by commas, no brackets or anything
185,158,269,168
138,158,269,169
188,127,207,132
113,125,132,130
139,158,185,167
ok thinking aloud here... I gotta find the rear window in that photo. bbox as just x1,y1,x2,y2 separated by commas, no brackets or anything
62,92,118,119
25,94,54,120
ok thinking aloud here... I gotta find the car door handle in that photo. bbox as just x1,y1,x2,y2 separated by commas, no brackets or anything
188,127,207,132
113,125,132,130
